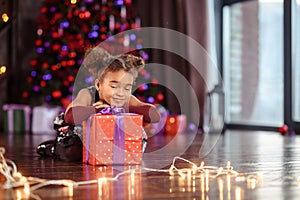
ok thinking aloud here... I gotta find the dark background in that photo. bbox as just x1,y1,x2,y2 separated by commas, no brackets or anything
0,0,211,131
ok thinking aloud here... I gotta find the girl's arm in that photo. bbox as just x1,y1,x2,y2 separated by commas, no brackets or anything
64,89,97,124
129,95,161,123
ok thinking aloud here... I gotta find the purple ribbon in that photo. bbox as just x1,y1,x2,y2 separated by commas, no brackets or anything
85,106,126,165
2,104,31,133
85,116,91,164
99,106,126,163
113,116,125,164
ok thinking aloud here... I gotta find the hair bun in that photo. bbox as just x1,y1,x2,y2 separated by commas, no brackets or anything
83,46,112,69
116,54,145,70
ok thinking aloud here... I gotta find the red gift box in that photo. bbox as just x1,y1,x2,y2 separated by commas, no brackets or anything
165,114,187,135
82,113,144,165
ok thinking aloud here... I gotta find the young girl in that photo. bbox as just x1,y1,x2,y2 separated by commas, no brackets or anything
37,53,161,161
65,53,160,124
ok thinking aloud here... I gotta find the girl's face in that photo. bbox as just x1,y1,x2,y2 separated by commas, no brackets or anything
96,70,134,107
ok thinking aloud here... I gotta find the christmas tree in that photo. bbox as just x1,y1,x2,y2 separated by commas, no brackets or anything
22,0,165,109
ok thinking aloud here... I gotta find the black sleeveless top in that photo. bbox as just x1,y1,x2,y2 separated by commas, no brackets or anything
87,86,99,104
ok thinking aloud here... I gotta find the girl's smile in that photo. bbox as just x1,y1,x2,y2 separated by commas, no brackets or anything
96,70,134,107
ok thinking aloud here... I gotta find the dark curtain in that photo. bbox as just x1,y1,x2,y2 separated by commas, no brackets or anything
134,0,208,129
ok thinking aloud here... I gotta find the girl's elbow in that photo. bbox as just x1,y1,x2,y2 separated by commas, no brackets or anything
149,106,161,123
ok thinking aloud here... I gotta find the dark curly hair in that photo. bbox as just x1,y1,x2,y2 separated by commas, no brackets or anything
82,46,112,71
97,54,145,83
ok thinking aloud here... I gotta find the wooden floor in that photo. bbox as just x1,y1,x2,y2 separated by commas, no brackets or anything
1,129,300,199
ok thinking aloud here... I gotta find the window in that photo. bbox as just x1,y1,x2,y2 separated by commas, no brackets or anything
223,0,284,127
292,0,300,122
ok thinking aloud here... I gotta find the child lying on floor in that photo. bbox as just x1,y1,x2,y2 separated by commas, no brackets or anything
37,48,160,161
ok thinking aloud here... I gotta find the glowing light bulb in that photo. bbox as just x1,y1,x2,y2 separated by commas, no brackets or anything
192,166,197,176
178,171,186,179
247,177,257,189
14,172,23,178
169,117,175,123
2,13,9,22
235,176,246,182
218,167,224,175
200,161,205,169
23,182,30,196
226,161,231,171
0,65,6,74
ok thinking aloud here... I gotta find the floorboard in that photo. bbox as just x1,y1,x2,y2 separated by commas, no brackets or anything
1,130,300,199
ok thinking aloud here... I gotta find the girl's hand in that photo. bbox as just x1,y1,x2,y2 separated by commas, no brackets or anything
93,100,110,110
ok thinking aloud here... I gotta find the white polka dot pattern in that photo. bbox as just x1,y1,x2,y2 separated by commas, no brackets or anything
83,114,144,165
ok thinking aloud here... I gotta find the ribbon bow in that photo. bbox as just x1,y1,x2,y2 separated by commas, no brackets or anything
99,106,126,115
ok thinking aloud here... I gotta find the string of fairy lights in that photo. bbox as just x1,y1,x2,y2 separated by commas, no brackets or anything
1,146,289,199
